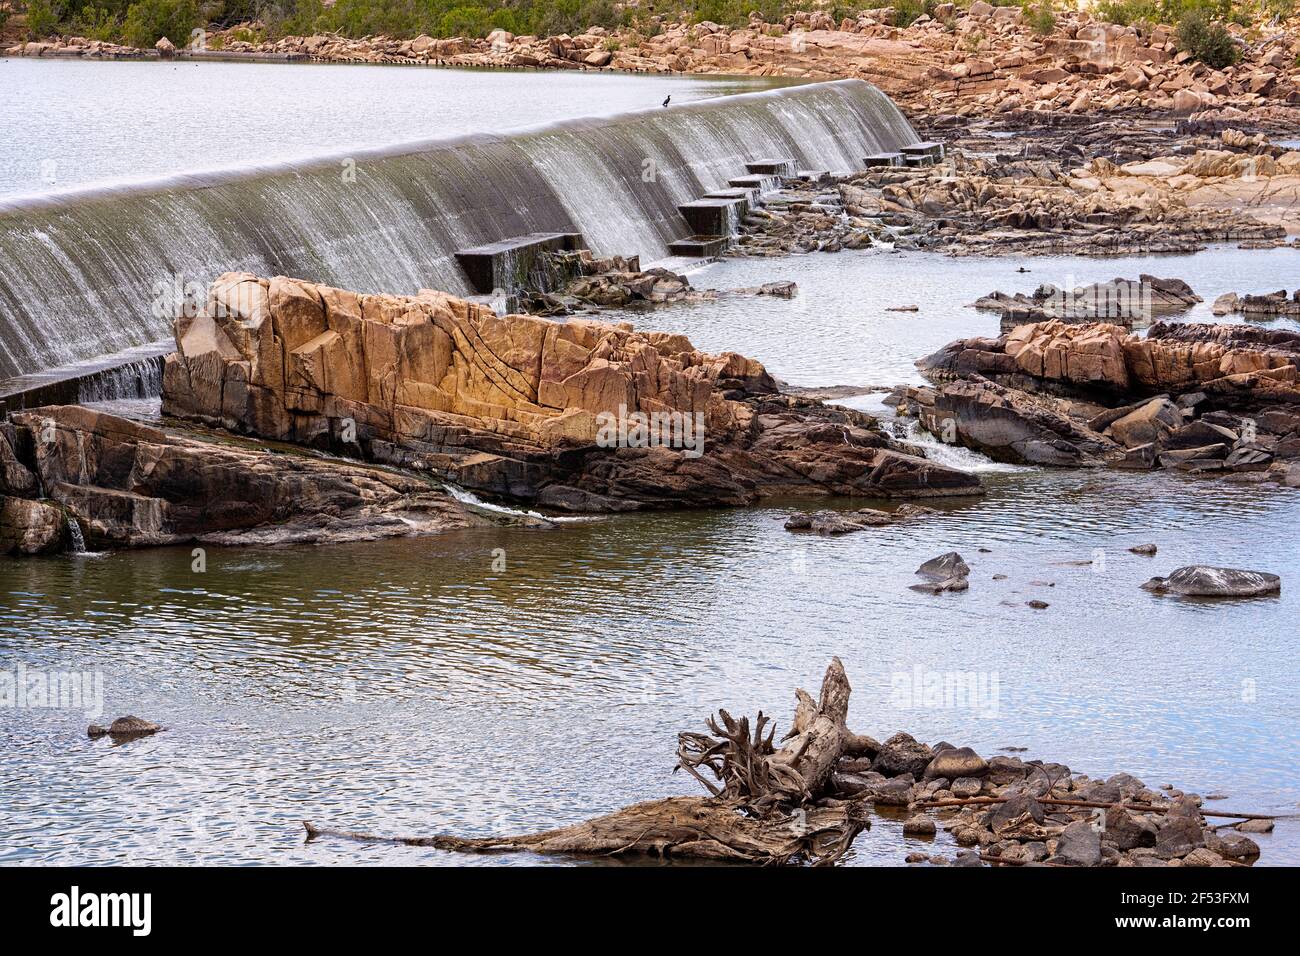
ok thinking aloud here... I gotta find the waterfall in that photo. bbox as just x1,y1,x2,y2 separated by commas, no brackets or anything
0,79,919,381
67,517,86,554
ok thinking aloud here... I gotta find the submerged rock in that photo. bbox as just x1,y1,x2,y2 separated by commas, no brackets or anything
1141,566,1281,597
88,716,162,738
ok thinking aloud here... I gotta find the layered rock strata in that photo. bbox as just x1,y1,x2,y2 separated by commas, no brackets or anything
902,320,1300,476
0,405,500,554
161,274,982,512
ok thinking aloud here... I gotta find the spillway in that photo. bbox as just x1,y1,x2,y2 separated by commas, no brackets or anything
0,78,918,381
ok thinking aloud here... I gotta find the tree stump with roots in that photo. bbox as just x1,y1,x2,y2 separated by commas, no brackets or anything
304,658,872,865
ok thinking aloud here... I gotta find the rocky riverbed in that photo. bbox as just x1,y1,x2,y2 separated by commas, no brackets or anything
15,6,1300,124
833,731,1269,866
733,119,1300,258
0,271,981,555
902,318,1300,479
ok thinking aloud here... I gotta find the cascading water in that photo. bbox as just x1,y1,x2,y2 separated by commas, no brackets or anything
0,79,918,382
66,517,86,554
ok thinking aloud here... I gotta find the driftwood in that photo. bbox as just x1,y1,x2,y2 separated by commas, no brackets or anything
304,658,868,865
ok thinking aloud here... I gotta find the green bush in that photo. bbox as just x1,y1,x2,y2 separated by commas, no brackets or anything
121,0,199,46
1093,0,1161,24
893,0,934,27
26,0,67,36
1025,1,1056,34
1176,8,1240,67
69,3,122,38
439,5,489,37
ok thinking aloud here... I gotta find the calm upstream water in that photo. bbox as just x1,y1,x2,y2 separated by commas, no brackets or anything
0,57,787,198
1,62,1297,867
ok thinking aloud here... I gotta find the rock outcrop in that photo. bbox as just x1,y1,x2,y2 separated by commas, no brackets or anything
907,320,1300,476
162,273,982,510
0,405,503,552
972,276,1201,333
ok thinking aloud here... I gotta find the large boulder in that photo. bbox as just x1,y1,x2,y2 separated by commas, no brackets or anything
1052,820,1102,866
913,378,1118,466
872,732,934,778
925,746,987,780
1141,566,1281,597
163,274,983,510
0,497,65,555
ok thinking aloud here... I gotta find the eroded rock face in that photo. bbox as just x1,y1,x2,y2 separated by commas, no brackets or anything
1,405,496,550
910,320,1300,476
902,378,1119,466
162,274,982,509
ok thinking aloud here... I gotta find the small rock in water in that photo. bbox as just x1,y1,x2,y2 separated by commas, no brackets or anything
992,573,1007,580
1141,566,1281,597
87,715,162,738
904,851,928,863
885,304,920,312
1026,600,1050,609
903,815,937,836
1238,818,1275,834
951,777,983,798
916,551,970,581
909,576,969,594
1130,543,1158,555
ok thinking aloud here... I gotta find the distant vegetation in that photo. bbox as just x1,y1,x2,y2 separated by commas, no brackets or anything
5,0,1286,48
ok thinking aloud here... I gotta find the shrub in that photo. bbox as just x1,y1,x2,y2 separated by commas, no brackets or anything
439,5,490,37
893,0,934,28
1094,0,1161,25
26,0,67,36
122,0,200,46
1025,1,1056,34
1176,8,1239,68
69,4,122,39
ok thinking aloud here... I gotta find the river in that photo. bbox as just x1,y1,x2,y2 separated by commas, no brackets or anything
0,59,1296,867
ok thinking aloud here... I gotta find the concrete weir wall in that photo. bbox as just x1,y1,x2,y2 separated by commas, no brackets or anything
0,79,919,382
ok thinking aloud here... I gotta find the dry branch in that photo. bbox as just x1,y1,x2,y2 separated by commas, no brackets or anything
305,658,868,865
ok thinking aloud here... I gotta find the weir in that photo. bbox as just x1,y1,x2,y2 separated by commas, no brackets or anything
0,78,919,382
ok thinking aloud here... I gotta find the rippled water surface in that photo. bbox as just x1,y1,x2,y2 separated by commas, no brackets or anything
5,243,1298,866
1,64,1297,864
0,58,785,197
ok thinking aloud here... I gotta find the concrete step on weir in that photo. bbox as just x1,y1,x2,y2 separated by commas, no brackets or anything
728,173,779,193
903,153,936,168
746,158,796,176
864,152,906,167
702,188,755,217
678,197,745,237
901,141,946,161
454,232,583,294
668,235,729,258
796,169,832,184
0,340,169,415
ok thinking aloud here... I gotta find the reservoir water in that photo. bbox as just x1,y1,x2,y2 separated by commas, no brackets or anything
0,61,1296,867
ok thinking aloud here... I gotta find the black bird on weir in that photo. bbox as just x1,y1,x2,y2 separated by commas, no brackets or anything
662,95,671,108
